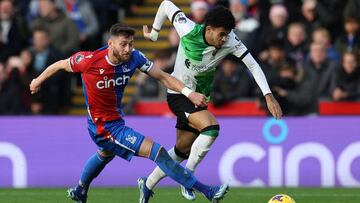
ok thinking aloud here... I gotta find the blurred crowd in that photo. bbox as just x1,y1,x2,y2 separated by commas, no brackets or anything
0,0,142,114
136,0,360,116
0,0,360,116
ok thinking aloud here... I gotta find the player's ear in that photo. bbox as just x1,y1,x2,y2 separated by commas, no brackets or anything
205,25,212,32
108,38,112,47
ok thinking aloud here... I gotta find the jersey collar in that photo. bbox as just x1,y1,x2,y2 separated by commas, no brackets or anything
105,55,122,66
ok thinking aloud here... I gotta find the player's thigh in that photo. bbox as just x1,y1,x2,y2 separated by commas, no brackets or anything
188,110,218,131
175,129,198,153
96,124,145,161
167,93,207,132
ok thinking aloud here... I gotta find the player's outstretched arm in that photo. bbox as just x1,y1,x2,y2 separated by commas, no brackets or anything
30,59,72,94
147,66,207,107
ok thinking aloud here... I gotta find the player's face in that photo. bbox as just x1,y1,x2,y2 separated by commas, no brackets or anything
109,35,134,62
206,26,230,48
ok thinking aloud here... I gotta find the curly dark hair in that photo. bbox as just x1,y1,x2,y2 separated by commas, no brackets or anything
204,6,235,31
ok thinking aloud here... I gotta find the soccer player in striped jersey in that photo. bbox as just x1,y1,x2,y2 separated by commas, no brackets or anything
30,23,229,203
141,1,283,201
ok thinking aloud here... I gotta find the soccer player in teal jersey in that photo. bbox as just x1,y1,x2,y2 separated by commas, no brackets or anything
140,1,283,201
30,23,229,203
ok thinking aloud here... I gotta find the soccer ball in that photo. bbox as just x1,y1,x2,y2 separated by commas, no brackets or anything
268,194,296,203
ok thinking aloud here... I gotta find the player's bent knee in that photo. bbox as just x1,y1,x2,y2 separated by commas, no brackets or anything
201,124,220,137
174,146,189,159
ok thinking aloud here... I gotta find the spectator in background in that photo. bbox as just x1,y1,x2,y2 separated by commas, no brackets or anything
285,22,307,68
300,0,321,39
344,0,360,20
212,54,254,106
25,26,69,114
331,52,360,101
335,16,360,55
58,0,99,50
271,62,318,116
0,0,28,62
0,57,30,114
303,42,337,99
230,0,260,42
311,27,339,62
31,0,80,55
257,4,288,59
259,40,289,86
189,0,209,24
301,0,344,41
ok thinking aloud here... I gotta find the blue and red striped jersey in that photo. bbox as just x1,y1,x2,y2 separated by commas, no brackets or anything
69,46,153,122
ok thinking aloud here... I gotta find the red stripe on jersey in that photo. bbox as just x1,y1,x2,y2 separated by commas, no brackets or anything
95,121,113,140
70,48,121,122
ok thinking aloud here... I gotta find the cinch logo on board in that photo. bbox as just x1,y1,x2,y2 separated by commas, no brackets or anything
0,142,27,188
219,119,360,187
96,75,130,89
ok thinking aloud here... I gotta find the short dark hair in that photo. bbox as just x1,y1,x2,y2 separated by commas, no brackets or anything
344,16,359,24
204,6,235,31
32,26,50,35
109,23,136,37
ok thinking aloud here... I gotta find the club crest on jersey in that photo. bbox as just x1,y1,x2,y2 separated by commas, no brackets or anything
122,65,131,72
125,134,137,144
75,54,84,64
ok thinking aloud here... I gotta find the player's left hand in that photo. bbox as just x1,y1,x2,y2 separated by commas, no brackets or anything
265,93,282,119
29,78,41,94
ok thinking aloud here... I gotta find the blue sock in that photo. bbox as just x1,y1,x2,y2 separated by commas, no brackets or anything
149,143,197,188
79,152,114,190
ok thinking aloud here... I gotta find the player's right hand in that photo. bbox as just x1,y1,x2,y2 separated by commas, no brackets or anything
188,92,208,107
265,93,283,119
143,25,159,41
29,78,41,94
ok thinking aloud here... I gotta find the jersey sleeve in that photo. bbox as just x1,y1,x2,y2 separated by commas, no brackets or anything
228,31,249,59
229,31,272,95
151,0,195,38
134,50,154,73
172,12,196,38
68,51,92,73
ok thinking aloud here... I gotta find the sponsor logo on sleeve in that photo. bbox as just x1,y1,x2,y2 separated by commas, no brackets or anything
175,13,187,24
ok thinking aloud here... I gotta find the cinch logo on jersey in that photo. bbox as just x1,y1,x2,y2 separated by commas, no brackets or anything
96,75,130,89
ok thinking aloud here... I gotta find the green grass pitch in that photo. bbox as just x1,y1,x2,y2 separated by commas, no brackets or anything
0,187,359,203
